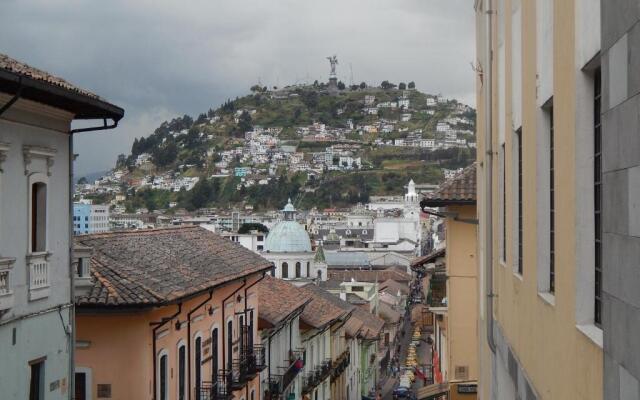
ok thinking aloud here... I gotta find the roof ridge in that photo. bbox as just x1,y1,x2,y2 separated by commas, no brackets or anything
76,225,199,240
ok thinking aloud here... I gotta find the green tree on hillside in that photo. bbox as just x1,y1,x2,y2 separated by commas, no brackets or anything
238,223,269,234
116,154,127,168
408,81,416,89
152,141,178,167
238,111,253,134
301,91,319,109
359,82,366,89
398,82,407,90
337,81,346,90
381,81,396,90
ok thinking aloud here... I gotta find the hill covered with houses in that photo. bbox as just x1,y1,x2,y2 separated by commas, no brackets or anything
77,82,476,212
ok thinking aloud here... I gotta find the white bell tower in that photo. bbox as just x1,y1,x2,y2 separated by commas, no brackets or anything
404,179,420,220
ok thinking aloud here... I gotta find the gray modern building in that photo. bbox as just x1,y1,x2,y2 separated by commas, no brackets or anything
0,54,123,399
601,3,640,399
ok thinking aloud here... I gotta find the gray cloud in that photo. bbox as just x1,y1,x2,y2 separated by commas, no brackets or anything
0,0,475,176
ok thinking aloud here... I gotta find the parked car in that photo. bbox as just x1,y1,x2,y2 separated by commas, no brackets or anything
392,386,416,400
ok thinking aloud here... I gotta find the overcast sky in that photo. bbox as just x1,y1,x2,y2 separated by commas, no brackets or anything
1,0,475,176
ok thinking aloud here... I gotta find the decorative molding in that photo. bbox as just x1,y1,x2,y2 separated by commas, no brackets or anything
0,142,9,173
26,251,52,262
23,145,57,176
0,257,16,269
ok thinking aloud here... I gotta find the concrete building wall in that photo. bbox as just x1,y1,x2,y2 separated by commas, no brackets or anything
475,0,604,399
73,203,110,235
0,98,74,399
445,205,478,383
76,276,261,400
601,2,640,399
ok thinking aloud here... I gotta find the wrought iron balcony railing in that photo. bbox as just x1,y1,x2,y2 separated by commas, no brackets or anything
247,345,266,375
281,350,304,391
196,375,234,400
264,375,282,400
301,372,319,394
330,349,351,382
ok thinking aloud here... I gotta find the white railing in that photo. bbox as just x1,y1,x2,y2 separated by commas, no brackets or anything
28,253,49,290
0,270,9,295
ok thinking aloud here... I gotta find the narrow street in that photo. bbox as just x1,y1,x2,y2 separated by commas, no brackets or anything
380,312,431,400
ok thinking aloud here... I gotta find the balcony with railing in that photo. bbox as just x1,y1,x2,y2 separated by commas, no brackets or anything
281,350,304,392
0,257,15,312
206,370,233,400
248,344,266,375
301,359,332,394
264,375,282,400
301,371,319,394
330,349,350,382
27,252,50,300
319,359,332,381
196,381,220,400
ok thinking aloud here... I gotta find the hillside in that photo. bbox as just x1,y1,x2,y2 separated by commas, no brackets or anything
78,82,476,212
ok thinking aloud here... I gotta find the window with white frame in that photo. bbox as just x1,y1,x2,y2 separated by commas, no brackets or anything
157,350,168,400
178,342,186,400
30,180,47,253
194,334,202,394
515,128,523,275
500,143,506,263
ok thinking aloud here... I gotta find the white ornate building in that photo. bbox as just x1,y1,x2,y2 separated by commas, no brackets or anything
263,199,327,281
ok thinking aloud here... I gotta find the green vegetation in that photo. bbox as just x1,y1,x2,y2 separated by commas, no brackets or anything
109,82,475,211
238,223,269,234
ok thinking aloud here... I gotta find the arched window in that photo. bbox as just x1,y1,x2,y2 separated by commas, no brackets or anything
239,315,245,357
227,320,233,369
248,310,254,349
195,336,202,394
211,328,219,384
295,262,301,278
157,350,168,400
282,262,289,279
306,262,310,277
178,342,186,400
30,180,47,252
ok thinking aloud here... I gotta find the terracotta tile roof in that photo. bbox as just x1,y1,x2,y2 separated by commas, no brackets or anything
410,248,446,268
300,283,384,340
298,284,346,329
327,268,412,284
421,163,477,207
379,279,410,296
378,302,401,324
257,275,311,326
351,306,384,339
0,54,100,99
343,317,365,338
75,226,272,307
0,53,123,120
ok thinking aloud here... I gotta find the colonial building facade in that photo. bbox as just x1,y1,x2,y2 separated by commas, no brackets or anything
475,0,605,399
0,53,123,399
74,227,271,400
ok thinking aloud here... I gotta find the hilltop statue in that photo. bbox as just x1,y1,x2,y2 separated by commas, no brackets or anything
327,55,338,77
327,55,339,96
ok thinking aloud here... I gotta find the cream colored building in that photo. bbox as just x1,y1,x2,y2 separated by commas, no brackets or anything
475,0,603,399
414,164,479,399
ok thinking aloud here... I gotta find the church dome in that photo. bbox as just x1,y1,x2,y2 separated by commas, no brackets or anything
264,199,312,252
